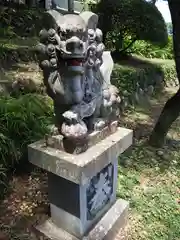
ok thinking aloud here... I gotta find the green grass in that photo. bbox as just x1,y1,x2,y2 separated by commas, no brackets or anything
118,142,180,240
117,88,180,240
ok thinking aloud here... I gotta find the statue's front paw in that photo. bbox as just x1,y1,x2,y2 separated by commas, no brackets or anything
61,115,88,140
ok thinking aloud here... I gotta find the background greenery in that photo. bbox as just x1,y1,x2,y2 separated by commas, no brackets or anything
94,0,168,52
0,7,43,38
0,94,52,197
0,3,174,62
106,36,174,60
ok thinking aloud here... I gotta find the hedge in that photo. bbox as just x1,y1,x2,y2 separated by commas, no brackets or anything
111,56,177,107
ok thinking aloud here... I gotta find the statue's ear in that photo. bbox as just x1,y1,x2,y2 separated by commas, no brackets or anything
80,11,98,30
42,10,64,31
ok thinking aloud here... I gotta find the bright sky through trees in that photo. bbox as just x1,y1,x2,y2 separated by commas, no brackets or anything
156,0,171,22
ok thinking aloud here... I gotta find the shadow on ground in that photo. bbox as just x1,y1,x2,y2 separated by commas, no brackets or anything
112,53,173,69
119,86,180,172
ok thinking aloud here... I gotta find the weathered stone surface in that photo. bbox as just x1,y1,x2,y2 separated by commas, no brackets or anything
28,127,133,184
35,199,129,240
45,121,118,153
86,199,129,240
46,135,64,150
28,127,132,240
100,51,114,88
0,232,9,240
46,159,118,238
80,11,99,30
88,121,118,148
36,9,121,143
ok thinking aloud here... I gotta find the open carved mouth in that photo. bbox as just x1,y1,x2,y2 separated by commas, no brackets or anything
66,59,84,67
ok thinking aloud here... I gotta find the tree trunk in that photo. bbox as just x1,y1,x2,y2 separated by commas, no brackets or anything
149,88,180,147
120,38,137,54
149,0,180,147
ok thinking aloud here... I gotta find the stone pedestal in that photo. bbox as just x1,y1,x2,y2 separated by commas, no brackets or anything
28,127,133,239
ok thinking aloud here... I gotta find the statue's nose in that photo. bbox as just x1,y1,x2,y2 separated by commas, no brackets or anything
66,36,83,52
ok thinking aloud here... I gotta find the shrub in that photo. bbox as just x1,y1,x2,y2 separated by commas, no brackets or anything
0,44,37,65
94,0,168,52
112,64,161,96
0,94,53,171
0,165,6,186
0,164,7,199
160,61,177,82
111,57,177,106
128,37,173,59
0,7,42,63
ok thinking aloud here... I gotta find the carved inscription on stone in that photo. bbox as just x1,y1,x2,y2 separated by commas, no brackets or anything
86,163,114,220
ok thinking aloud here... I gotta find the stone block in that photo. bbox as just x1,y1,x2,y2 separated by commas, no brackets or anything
28,127,133,184
45,121,118,154
28,127,132,239
35,199,129,240
46,159,118,238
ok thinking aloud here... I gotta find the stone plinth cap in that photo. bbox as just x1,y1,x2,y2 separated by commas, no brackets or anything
28,127,133,185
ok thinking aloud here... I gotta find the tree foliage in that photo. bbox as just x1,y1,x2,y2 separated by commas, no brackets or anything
94,0,168,52
128,36,173,59
0,7,44,37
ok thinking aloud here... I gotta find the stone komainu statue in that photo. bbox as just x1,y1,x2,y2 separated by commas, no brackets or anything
36,10,121,144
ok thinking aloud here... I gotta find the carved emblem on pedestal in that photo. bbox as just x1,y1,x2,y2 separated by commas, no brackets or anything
86,163,114,220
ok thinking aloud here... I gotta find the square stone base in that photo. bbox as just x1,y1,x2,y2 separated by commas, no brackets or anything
35,199,128,240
